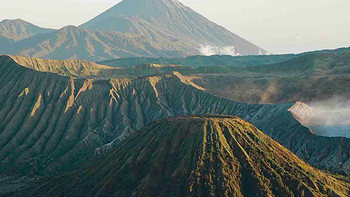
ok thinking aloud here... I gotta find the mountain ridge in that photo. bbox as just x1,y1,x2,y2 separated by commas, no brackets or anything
0,25,197,61
0,55,350,176
5,55,119,78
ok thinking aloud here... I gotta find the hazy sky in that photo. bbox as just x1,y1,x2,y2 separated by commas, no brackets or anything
1,0,349,54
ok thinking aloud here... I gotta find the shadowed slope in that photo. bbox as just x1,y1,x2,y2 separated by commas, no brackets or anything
32,116,350,197
1,55,350,176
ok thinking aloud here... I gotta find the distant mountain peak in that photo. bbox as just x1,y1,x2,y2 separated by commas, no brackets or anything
0,18,53,41
0,1,267,60
81,0,267,56
1,18,25,23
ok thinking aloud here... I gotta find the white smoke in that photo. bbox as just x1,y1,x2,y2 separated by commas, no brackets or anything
306,96,350,138
199,45,240,56
309,96,350,113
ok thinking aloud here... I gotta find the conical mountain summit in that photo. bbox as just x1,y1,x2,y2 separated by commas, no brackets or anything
81,0,266,55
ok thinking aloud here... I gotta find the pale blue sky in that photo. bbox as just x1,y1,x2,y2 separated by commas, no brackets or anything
1,0,349,54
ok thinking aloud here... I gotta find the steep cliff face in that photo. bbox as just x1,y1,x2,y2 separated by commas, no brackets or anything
0,55,350,175
30,116,350,197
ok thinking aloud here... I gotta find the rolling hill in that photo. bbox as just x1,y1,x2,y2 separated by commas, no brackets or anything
0,55,350,176
197,48,350,103
100,47,350,68
29,116,350,197
99,54,297,68
98,47,350,104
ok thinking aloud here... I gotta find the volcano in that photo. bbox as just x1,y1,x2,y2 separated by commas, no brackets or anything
81,0,266,56
32,116,350,197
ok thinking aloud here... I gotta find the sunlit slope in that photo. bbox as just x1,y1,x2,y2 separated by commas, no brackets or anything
33,116,350,197
6,55,190,79
0,55,350,175
7,55,120,78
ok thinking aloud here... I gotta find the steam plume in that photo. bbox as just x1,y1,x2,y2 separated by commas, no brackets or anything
199,45,239,56
292,96,350,138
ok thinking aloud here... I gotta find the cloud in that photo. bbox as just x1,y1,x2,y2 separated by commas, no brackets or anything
199,45,239,56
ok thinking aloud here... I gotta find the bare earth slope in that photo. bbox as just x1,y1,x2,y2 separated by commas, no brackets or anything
30,116,350,197
0,55,350,176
